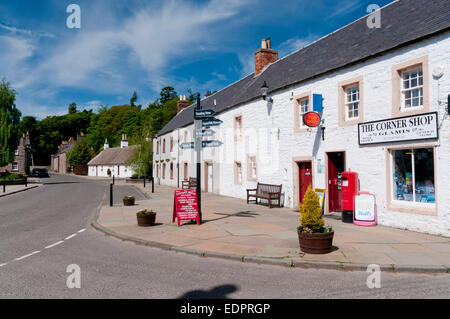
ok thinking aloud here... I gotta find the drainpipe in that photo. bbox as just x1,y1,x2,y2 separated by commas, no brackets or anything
177,128,180,188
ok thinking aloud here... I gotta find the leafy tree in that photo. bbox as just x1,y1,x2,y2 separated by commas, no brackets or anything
159,86,177,105
68,102,77,114
67,138,95,166
0,79,21,167
128,125,153,177
130,91,138,106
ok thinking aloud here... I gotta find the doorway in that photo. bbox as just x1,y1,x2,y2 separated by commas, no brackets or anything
298,161,313,204
327,152,345,212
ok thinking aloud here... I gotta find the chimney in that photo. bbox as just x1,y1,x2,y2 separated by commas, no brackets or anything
120,134,128,148
104,138,109,150
254,38,278,76
177,94,190,113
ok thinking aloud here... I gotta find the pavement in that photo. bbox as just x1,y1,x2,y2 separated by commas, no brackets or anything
95,181,450,273
0,179,41,197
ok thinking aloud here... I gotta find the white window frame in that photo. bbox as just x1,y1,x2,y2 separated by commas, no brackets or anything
344,84,360,120
15,149,19,155
12,162,18,171
298,97,309,129
401,66,424,112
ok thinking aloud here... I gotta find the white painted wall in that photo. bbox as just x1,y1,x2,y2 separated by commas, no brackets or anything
88,164,135,178
154,32,450,236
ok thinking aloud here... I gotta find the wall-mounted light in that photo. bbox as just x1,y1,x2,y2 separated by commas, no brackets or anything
261,81,273,103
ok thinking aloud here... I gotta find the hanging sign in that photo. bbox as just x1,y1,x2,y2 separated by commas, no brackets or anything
358,112,438,145
353,192,377,227
172,190,200,227
303,112,322,127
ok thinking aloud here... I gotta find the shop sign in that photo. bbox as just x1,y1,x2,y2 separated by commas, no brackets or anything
303,112,322,127
172,190,200,227
353,192,377,227
358,112,438,145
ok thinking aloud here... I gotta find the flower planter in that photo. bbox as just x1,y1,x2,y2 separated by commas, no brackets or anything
123,198,135,206
298,230,334,254
136,212,156,227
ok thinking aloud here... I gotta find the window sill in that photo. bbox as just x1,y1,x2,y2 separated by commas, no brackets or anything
388,200,437,216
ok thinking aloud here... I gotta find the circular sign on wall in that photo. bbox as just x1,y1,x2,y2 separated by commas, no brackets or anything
303,112,322,127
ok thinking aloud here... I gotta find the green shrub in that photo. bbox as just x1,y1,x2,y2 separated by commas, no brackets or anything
0,172,23,181
298,186,324,233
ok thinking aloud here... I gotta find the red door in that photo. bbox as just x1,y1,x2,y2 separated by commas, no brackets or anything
298,162,312,204
327,152,345,212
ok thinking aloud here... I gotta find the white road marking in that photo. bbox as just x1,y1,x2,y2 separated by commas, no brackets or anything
77,228,86,233
15,251,40,261
45,241,64,249
64,234,77,240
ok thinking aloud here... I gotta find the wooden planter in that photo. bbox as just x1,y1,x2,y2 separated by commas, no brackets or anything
136,212,156,227
123,198,135,206
298,230,334,254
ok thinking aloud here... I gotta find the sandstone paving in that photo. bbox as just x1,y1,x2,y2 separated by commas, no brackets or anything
97,182,450,269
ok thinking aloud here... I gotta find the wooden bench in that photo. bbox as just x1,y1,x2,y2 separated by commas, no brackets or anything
246,182,282,208
182,177,197,189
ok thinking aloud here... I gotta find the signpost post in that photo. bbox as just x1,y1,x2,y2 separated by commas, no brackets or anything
194,95,203,223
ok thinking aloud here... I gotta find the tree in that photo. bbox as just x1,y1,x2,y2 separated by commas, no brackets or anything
67,138,95,166
0,79,21,167
128,125,153,177
68,102,77,114
159,86,177,105
130,91,138,106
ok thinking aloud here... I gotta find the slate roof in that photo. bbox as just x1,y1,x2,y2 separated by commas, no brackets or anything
88,146,138,166
157,0,450,136
55,143,75,155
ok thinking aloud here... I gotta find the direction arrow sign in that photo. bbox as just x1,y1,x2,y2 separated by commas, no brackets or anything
195,129,216,138
202,140,223,148
202,117,223,127
195,109,216,119
180,142,194,149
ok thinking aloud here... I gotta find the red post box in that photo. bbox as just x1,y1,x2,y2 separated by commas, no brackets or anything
341,171,359,223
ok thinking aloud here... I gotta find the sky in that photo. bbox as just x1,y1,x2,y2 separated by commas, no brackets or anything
0,0,393,119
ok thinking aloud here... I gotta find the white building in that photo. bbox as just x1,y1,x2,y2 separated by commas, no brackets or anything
88,135,137,178
153,0,450,236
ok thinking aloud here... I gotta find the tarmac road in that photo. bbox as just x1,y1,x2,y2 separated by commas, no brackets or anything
0,174,448,299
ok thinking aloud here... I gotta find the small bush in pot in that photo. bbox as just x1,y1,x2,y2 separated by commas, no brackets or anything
297,187,334,254
123,195,135,206
136,209,156,227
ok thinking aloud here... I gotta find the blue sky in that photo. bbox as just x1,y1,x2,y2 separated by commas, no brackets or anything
0,0,393,119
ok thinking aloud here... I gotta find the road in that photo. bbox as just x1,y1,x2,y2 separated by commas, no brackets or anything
0,174,448,299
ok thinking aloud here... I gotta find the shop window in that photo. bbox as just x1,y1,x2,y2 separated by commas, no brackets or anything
234,161,242,185
392,148,435,204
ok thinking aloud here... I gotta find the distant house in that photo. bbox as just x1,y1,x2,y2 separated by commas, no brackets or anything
51,137,77,174
0,132,32,175
87,135,137,178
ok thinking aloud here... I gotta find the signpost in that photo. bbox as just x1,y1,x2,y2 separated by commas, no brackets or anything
195,109,216,119
195,129,215,138
202,140,223,148
180,142,194,149
172,189,200,227
202,117,223,127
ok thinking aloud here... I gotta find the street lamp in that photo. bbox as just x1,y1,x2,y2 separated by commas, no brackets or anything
260,81,273,103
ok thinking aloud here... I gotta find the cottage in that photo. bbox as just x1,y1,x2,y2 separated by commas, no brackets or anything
153,0,450,236
0,131,32,175
51,137,77,174
88,135,137,178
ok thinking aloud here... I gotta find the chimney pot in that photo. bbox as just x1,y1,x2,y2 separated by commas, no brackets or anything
254,38,278,76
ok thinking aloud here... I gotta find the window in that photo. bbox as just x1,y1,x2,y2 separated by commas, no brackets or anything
297,97,309,128
293,92,312,132
391,148,435,204
156,164,159,178
170,162,174,180
163,139,166,153
338,76,363,125
184,163,188,180
392,56,429,118
234,115,242,141
247,155,257,181
162,163,166,179
12,162,18,171
345,84,359,120
234,162,242,184
15,149,19,155
170,137,174,152
401,67,423,111
156,141,160,155
184,131,188,142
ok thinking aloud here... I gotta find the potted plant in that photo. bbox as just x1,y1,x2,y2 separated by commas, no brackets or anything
136,209,156,227
123,195,135,206
297,187,334,254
